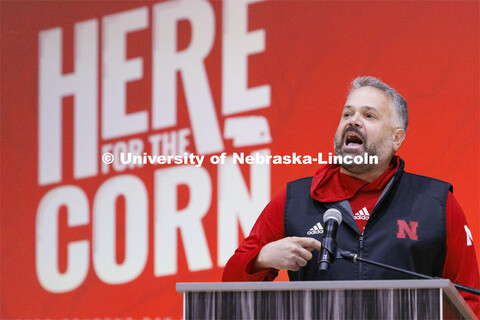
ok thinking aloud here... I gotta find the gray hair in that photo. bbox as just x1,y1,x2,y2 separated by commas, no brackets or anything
350,76,408,132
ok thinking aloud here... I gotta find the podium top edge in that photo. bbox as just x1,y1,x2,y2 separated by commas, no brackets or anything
176,279,452,293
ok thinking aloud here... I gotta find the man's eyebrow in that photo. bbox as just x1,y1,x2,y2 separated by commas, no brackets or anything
343,105,378,111
362,106,378,112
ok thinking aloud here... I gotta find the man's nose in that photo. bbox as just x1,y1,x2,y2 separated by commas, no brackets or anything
347,113,363,128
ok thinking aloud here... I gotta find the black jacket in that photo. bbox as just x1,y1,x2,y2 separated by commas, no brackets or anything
284,159,452,281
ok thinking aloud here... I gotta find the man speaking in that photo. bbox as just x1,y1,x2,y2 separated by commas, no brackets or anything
222,76,480,315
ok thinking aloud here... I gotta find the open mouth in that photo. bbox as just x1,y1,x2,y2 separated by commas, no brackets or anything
344,132,364,147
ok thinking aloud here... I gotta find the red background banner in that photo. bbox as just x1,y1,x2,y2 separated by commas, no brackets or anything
1,1,479,319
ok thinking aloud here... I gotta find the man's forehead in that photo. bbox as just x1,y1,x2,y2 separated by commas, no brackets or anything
344,86,391,111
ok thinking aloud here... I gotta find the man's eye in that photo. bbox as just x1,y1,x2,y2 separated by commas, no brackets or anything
343,113,351,118
365,114,375,119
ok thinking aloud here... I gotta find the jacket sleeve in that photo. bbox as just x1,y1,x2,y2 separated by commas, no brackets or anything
442,192,480,317
222,189,286,281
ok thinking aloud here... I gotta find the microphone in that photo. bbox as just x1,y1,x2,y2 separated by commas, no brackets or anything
318,208,343,272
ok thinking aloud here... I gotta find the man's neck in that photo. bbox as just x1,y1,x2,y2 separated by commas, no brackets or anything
339,161,391,183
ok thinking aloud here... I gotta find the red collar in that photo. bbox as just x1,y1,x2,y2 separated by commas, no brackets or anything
310,156,400,202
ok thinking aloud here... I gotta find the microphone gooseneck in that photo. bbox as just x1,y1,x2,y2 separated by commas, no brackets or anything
339,249,480,296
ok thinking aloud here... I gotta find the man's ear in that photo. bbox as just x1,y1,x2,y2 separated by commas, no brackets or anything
392,128,406,152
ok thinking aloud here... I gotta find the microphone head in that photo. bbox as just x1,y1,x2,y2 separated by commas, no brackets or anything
323,208,342,224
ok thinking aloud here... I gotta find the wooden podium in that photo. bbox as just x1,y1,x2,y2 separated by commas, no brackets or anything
176,279,477,319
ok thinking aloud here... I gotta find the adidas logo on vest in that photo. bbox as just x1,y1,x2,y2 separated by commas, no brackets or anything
307,222,324,235
354,207,370,220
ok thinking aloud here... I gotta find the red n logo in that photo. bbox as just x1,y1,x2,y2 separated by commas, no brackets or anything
396,220,418,241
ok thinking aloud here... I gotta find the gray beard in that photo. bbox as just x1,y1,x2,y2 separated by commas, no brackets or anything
334,135,391,175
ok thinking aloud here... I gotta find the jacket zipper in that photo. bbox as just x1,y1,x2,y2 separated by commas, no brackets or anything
358,236,364,279
359,176,395,279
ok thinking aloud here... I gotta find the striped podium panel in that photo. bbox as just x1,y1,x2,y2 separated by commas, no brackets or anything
176,280,477,320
